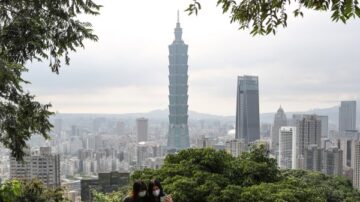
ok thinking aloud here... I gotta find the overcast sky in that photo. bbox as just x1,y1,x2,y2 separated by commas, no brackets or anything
23,0,360,116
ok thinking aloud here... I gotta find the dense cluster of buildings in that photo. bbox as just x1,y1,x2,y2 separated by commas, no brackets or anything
235,92,359,188
0,12,359,202
274,102,359,188
192,73,360,190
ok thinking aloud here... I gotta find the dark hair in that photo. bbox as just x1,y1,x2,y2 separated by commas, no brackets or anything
148,179,165,202
131,180,147,201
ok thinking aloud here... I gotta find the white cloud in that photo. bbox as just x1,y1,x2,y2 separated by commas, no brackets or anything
23,0,360,115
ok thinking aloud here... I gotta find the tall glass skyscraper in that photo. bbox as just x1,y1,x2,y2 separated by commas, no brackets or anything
235,75,260,144
167,13,190,152
339,101,357,134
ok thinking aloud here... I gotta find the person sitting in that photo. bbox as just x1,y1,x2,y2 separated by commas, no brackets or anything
148,179,173,202
123,180,149,202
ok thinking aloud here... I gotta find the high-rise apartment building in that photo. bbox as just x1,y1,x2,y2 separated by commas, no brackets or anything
352,140,360,189
278,127,297,169
136,118,148,142
339,101,357,134
304,144,322,171
323,146,343,176
318,115,329,138
235,75,260,145
293,115,322,168
167,12,190,151
271,106,288,158
295,115,322,155
10,147,60,188
337,131,360,169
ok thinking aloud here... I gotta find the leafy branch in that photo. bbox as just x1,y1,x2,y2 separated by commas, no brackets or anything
186,0,360,35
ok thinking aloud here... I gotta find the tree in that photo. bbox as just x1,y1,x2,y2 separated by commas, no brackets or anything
0,0,101,160
0,179,69,202
126,147,360,202
92,189,126,202
131,146,282,202
186,0,360,35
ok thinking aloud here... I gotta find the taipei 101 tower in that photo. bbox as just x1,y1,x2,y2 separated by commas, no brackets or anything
167,11,190,152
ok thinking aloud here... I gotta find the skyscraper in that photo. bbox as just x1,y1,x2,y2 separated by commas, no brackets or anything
278,127,297,169
294,115,322,168
339,101,357,134
136,118,148,142
235,75,260,144
167,12,190,151
271,106,288,157
323,146,343,176
304,144,322,171
352,140,360,190
318,115,329,138
10,147,60,188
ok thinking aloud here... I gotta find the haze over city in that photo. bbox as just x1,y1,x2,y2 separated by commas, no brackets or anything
3,1,360,201
23,0,360,115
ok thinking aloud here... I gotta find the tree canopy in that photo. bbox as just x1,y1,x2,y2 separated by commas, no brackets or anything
0,179,69,202
187,0,360,35
0,0,101,160
118,146,360,202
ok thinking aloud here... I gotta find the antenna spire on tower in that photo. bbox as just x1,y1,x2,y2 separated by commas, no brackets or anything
177,10,180,23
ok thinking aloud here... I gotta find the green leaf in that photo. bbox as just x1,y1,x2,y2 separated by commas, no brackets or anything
355,6,360,17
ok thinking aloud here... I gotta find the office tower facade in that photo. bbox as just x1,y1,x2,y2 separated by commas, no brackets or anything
10,147,60,188
338,131,360,169
136,118,148,142
323,146,343,176
318,115,329,138
295,115,322,155
167,12,190,151
294,115,322,168
352,140,360,190
235,75,260,144
271,106,288,157
339,101,357,134
304,144,322,171
279,127,297,169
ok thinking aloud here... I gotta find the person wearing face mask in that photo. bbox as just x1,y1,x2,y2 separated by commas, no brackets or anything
148,179,173,202
123,180,149,202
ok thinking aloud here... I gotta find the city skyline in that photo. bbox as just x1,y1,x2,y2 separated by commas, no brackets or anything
23,0,360,116
2,0,360,201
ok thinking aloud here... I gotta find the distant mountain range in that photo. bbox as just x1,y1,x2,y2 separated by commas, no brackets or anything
55,102,360,127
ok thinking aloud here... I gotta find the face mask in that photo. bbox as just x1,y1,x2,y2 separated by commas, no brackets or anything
153,190,160,197
139,191,146,197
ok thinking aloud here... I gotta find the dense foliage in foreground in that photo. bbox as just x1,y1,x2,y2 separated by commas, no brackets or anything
0,179,68,202
98,146,360,202
0,0,101,161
